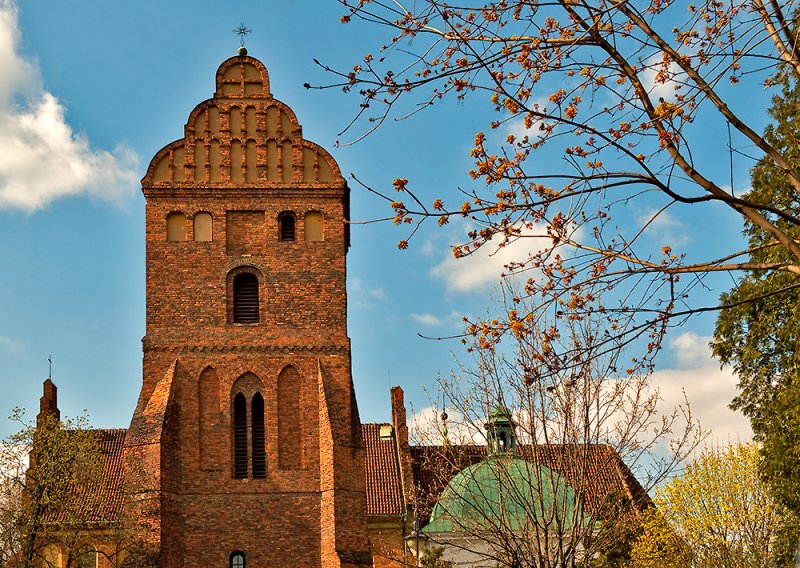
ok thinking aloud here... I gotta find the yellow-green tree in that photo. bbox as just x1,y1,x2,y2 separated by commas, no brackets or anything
0,408,104,568
631,443,797,568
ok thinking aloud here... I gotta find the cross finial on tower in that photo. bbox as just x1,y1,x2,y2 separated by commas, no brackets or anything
48,354,52,379
233,22,252,47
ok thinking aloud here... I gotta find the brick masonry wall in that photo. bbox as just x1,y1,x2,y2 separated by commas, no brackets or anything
125,55,372,568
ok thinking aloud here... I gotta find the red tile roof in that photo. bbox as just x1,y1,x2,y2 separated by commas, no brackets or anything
75,425,408,521
46,428,127,524
361,424,404,516
62,428,648,528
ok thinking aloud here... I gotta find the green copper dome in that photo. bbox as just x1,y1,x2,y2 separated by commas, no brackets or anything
422,454,582,533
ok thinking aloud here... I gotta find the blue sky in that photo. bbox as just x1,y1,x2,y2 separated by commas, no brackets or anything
0,1,756,446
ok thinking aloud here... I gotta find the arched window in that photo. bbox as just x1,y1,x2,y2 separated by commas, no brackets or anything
304,211,324,242
251,393,266,478
231,373,266,480
230,551,245,568
193,211,213,241
233,393,248,479
166,212,187,241
279,212,296,241
233,273,259,324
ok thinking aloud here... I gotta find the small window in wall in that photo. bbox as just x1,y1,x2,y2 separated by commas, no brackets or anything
279,212,296,241
230,551,246,568
233,273,259,324
304,211,323,242
166,212,187,241
193,212,213,241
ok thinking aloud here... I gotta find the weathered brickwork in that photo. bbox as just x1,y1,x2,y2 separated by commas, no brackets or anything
124,54,372,567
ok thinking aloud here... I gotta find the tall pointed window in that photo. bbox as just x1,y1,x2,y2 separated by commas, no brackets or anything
233,393,248,479
251,393,266,478
279,212,296,241
231,373,266,480
233,273,259,323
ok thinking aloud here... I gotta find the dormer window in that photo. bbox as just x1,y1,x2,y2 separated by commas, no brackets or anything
279,212,296,241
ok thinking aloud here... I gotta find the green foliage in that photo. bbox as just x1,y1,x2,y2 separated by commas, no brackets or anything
0,408,105,568
712,71,800,429
760,378,800,512
712,70,800,518
630,443,798,568
421,545,455,568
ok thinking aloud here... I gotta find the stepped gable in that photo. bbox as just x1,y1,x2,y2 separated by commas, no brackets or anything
142,55,343,190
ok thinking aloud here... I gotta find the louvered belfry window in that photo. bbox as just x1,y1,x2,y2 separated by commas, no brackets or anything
233,394,248,478
251,393,266,478
279,212,295,241
233,273,259,323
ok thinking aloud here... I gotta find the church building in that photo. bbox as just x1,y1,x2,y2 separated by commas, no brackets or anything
25,51,649,568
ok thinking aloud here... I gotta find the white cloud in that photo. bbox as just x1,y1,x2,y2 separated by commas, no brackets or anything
640,54,683,102
407,331,751,454
410,310,462,328
505,98,549,142
637,208,690,248
0,335,23,352
652,332,752,448
410,313,443,326
350,277,387,308
409,405,485,446
0,0,138,212
430,229,551,293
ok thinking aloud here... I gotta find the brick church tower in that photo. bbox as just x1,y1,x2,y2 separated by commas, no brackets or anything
123,52,372,567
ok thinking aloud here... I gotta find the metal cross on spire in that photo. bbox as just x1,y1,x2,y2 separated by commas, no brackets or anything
48,354,52,379
233,22,252,47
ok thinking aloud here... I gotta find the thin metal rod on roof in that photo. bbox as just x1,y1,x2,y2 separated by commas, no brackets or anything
48,354,52,379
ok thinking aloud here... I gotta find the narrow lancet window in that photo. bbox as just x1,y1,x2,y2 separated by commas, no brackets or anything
251,393,266,478
233,393,248,478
